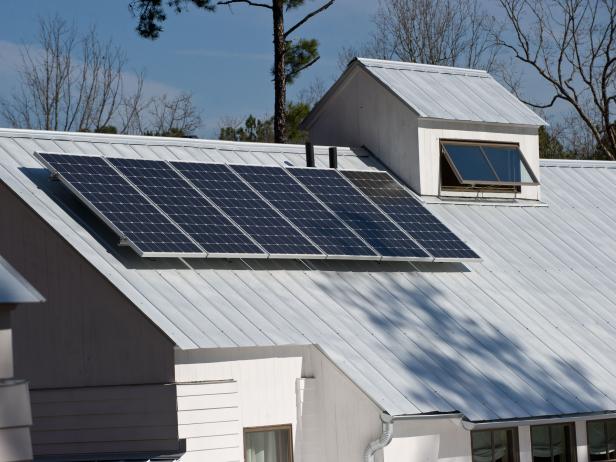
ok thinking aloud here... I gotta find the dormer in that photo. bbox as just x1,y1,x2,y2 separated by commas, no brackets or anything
301,58,547,201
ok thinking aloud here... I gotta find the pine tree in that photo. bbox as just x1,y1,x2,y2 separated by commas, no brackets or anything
129,0,335,143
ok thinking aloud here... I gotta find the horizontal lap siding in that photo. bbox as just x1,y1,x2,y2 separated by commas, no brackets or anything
30,384,181,457
177,381,242,462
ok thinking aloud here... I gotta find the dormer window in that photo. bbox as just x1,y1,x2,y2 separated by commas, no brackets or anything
440,141,539,193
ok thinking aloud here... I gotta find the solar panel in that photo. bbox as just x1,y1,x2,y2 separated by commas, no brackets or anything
288,168,430,260
230,165,379,258
108,158,265,257
342,170,480,260
171,162,323,257
37,153,202,256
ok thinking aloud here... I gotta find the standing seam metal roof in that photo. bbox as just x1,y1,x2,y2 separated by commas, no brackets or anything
0,129,614,422
305,58,547,127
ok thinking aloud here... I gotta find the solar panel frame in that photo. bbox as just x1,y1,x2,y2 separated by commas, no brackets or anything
341,169,481,262
287,166,432,262
170,160,326,260
107,157,268,259
229,164,382,261
35,152,205,258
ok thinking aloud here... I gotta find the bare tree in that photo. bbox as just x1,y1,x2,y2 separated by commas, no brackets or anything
339,0,499,71
1,16,203,137
496,0,616,159
148,93,202,136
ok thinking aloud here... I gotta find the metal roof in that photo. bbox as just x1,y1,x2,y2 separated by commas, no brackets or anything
0,254,45,304
1,128,615,422
305,58,547,127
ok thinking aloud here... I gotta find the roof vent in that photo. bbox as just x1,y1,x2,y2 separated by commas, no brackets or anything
305,142,315,168
329,147,338,169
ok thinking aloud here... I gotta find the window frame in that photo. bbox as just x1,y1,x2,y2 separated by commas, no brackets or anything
470,427,520,462
440,140,539,189
587,419,616,462
243,424,294,462
530,422,578,462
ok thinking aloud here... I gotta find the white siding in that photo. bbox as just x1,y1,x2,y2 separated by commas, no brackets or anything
29,384,179,457
177,381,242,462
174,345,382,462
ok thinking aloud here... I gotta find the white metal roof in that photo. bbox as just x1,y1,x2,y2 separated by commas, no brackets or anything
0,254,45,304
1,128,614,422
305,58,547,127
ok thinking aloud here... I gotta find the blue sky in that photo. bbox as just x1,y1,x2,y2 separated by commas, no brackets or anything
0,0,560,138
0,0,379,137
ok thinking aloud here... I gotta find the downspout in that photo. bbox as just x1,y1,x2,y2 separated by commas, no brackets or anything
364,412,394,462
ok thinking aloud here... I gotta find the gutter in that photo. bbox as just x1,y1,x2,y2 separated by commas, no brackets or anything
364,412,464,461
463,410,616,431
364,409,616,460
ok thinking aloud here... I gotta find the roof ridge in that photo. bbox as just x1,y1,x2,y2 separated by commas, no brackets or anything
356,57,489,77
0,128,361,155
540,159,616,169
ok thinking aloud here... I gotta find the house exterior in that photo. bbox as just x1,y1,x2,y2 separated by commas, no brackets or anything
0,59,615,462
0,255,44,462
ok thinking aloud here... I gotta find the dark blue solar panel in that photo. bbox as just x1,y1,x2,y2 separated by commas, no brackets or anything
108,158,264,256
288,168,429,259
230,165,378,258
342,170,480,260
171,162,322,256
38,153,201,255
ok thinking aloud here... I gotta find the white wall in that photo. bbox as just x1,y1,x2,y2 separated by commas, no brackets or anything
174,345,383,462
384,418,471,462
418,119,541,200
307,67,422,193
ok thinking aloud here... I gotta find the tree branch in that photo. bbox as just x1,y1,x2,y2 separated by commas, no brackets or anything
216,0,272,9
284,0,335,37
286,55,320,80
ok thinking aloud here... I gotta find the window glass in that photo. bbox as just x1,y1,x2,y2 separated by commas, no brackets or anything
532,424,575,462
472,429,518,462
588,420,616,462
533,426,553,462
245,427,292,462
473,430,494,462
494,429,514,462
588,421,607,461
607,421,616,461
442,144,498,183
482,146,534,183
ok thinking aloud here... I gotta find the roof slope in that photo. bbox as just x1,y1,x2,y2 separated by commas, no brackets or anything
1,128,615,423
315,58,547,126
0,254,45,304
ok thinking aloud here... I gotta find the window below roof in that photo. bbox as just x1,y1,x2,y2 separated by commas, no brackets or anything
588,419,616,462
531,423,577,462
440,141,538,194
471,428,519,462
244,425,293,462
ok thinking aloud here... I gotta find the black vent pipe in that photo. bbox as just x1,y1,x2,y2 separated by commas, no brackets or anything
305,142,315,167
329,147,338,169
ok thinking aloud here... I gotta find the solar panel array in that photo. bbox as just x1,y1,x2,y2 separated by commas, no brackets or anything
231,165,377,258
108,158,263,256
38,153,202,256
342,170,480,260
37,152,479,262
289,168,429,259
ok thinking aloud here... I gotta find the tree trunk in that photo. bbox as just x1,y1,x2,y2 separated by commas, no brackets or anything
272,0,287,143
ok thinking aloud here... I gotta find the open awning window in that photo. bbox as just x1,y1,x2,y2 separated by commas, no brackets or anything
441,142,538,186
